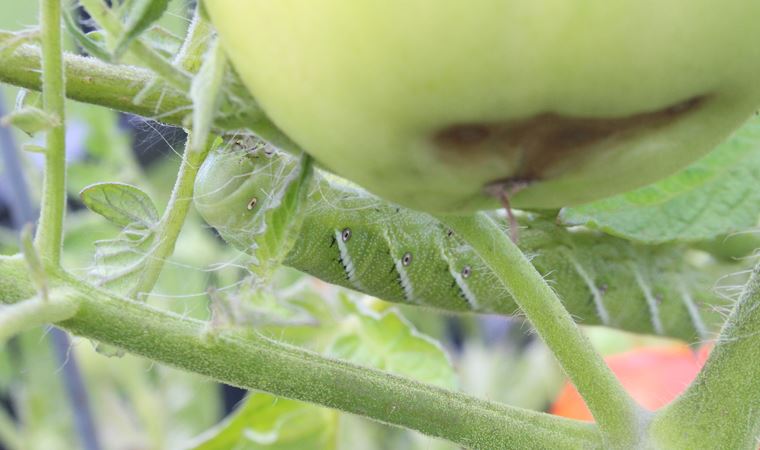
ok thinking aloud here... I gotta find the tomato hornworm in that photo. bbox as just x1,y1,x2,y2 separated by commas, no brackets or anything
194,141,729,342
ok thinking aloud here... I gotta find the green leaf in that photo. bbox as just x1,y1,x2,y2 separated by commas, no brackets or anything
189,286,455,450
0,29,37,59
327,298,458,390
186,393,338,450
80,182,159,229
1,106,60,136
206,278,318,329
2,88,56,136
559,117,760,244
80,183,162,295
114,0,170,58
254,278,457,389
14,87,42,110
63,6,112,62
89,224,155,293
190,39,227,153
143,25,183,59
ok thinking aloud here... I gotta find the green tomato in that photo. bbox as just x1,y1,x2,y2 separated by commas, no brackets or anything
205,0,760,212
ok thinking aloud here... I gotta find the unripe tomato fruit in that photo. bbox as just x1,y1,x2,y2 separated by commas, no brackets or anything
550,345,711,421
205,1,760,213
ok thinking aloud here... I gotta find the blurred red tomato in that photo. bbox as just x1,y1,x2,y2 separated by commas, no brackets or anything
550,344,711,421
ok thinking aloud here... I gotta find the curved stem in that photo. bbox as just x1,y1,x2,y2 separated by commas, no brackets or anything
0,255,602,450
190,40,226,153
129,136,212,299
36,0,67,268
173,4,214,73
650,262,760,449
437,214,646,447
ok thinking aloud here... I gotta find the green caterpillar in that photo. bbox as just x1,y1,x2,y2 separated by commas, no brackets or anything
194,140,728,342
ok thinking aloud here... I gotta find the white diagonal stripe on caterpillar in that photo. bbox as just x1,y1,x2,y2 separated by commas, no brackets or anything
634,267,665,336
334,228,365,292
678,281,709,341
565,250,611,326
440,246,479,310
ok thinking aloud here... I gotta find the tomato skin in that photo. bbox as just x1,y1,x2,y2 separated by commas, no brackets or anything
205,0,760,214
550,345,711,421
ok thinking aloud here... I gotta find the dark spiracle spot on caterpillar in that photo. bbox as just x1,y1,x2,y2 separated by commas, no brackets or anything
341,228,352,242
462,265,472,279
402,252,413,266
247,197,258,210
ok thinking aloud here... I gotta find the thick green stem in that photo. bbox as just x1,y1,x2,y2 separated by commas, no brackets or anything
0,30,193,125
0,31,297,150
129,137,211,299
438,214,645,447
649,263,760,449
36,0,67,268
0,255,602,449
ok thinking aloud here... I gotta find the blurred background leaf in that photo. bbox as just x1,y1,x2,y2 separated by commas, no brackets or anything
560,117,760,244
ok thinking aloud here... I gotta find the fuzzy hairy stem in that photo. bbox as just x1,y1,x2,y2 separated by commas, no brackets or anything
649,263,760,449
173,4,215,73
35,0,67,267
0,30,295,150
438,214,646,447
129,136,211,299
0,31,194,125
0,255,601,449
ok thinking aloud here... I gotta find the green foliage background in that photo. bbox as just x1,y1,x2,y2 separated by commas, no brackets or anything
1,2,758,449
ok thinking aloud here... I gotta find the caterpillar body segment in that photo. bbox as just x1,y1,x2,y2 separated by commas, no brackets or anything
194,143,725,342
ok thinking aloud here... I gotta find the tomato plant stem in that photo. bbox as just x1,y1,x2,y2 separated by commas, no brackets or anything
650,262,760,448
190,41,226,153
0,30,295,149
129,135,212,299
438,213,646,447
0,255,602,450
36,0,66,268
173,4,215,73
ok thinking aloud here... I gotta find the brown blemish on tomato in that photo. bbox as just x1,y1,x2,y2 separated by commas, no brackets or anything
433,95,707,184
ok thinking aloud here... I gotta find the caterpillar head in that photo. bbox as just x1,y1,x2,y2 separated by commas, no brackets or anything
194,136,298,252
